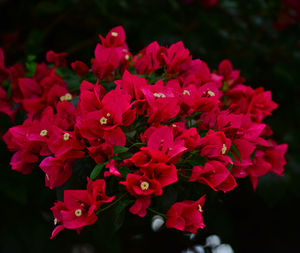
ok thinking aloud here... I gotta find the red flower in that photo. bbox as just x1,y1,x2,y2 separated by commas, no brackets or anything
0,87,16,120
134,41,161,75
132,126,187,167
92,45,122,80
99,26,127,48
166,195,206,233
71,60,89,77
0,48,9,82
121,173,163,198
121,173,162,217
40,157,73,189
264,143,288,176
217,59,245,89
162,41,191,74
48,127,85,160
199,130,231,158
190,161,237,192
104,159,122,178
46,50,68,68
50,190,97,239
87,178,115,214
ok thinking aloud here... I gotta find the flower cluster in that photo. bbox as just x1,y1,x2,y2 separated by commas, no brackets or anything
1,26,287,237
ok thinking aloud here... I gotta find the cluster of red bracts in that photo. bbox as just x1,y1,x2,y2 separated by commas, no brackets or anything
0,26,287,237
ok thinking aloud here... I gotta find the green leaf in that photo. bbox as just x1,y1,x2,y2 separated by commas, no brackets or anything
70,96,80,108
27,55,36,62
117,152,133,160
113,199,134,231
25,62,37,77
90,163,106,180
187,154,206,166
113,145,129,154
231,143,242,162
250,150,256,161
119,167,130,178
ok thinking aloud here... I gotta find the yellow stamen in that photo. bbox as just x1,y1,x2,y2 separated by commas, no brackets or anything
111,32,118,37
40,129,48,137
100,117,108,125
198,204,203,212
140,181,149,190
64,93,72,101
207,90,215,97
125,54,130,60
60,95,65,102
54,218,58,225
222,144,227,154
153,92,166,98
183,90,191,96
63,133,70,141
75,209,82,217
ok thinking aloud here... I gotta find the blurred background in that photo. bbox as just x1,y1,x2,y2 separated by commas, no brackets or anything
0,0,299,252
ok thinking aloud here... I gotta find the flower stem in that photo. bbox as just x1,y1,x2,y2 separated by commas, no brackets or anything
148,208,167,219
96,192,128,215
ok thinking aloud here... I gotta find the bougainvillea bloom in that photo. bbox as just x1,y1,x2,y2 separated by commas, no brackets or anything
50,189,97,238
1,26,287,237
166,195,206,233
190,161,237,192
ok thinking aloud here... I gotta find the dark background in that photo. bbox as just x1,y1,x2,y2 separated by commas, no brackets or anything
0,0,299,252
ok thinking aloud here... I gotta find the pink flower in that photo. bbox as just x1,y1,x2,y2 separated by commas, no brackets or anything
166,195,206,233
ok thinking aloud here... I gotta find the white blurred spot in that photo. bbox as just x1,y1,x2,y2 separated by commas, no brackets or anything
206,235,221,248
181,248,194,253
151,215,164,232
212,244,234,253
193,245,205,253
